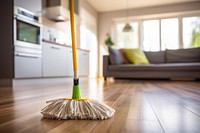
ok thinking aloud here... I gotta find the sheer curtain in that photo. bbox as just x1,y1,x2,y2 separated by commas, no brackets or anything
112,21,139,49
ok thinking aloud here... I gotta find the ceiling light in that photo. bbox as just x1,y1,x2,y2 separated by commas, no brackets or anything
123,0,133,32
123,23,133,32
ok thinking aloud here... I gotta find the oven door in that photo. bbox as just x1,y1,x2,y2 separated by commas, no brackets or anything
14,16,42,50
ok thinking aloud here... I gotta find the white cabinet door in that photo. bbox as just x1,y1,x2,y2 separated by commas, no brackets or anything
77,49,81,76
81,51,89,76
43,42,67,77
78,50,89,76
43,42,89,77
66,47,73,76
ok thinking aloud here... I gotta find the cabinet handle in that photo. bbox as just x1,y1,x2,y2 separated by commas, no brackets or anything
15,53,41,58
51,46,60,50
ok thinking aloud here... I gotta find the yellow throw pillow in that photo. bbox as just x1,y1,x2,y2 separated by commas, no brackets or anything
122,48,149,64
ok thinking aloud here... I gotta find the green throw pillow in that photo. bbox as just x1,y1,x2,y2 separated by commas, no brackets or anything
122,48,149,64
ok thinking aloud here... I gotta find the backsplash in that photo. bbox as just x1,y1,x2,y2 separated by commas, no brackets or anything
42,17,72,46
43,26,70,45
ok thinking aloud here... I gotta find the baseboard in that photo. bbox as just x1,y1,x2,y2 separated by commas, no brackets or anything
0,79,13,87
13,77,89,87
170,78,196,81
0,77,91,87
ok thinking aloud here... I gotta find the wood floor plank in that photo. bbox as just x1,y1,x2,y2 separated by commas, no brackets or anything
0,79,199,133
122,120,164,133
145,82,200,133
127,84,157,121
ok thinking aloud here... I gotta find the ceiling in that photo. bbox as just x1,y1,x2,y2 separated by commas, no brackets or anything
86,0,199,12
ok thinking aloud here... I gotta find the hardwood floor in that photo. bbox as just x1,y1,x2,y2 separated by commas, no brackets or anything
0,79,200,133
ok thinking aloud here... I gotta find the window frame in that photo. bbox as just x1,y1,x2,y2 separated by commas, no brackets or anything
140,12,200,51
182,16,200,48
113,11,200,51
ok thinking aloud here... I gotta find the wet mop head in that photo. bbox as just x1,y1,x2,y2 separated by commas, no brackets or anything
41,79,115,120
41,98,115,120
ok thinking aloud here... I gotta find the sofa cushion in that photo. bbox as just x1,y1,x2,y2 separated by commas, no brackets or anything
108,46,124,65
119,49,130,64
145,51,165,64
109,63,200,71
122,48,149,64
166,48,200,63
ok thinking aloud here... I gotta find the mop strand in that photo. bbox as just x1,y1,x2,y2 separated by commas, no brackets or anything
41,98,115,120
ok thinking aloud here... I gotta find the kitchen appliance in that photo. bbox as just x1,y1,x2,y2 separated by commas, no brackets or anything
14,6,42,49
44,0,69,22
14,6,42,78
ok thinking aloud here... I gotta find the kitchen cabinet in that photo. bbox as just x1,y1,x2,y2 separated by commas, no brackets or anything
42,41,89,77
42,42,68,77
66,47,73,76
14,0,42,13
77,50,89,76
66,48,89,77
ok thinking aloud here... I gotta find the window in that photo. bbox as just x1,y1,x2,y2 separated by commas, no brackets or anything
142,18,179,51
161,18,179,50
183,17,200,48
113,14,200,51
143,20,160,51
116,22,139,48
80,25,89,50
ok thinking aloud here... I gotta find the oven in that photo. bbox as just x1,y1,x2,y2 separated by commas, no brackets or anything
13,6,43,78
14,6,42,49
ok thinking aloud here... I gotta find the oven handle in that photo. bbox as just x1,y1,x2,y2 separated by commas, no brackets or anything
15,16,42,27
15,53,41,58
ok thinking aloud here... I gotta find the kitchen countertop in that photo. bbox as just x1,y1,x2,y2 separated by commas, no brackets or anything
42,39,90,52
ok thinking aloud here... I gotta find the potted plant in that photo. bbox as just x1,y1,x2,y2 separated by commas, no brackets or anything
104,33,114,46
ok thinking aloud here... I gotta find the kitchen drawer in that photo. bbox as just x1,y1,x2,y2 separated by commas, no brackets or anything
15,53,42,78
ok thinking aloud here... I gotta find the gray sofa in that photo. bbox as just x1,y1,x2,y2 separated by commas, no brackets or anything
103,48,200,80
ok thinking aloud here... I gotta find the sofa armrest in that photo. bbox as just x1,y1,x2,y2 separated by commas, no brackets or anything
103,55,109,78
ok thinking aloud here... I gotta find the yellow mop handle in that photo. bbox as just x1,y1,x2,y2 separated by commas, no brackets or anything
69,0,78,78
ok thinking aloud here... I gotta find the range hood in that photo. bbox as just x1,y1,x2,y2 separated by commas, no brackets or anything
44,0,69,22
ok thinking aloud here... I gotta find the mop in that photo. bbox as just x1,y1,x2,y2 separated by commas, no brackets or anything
41,0,115,120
